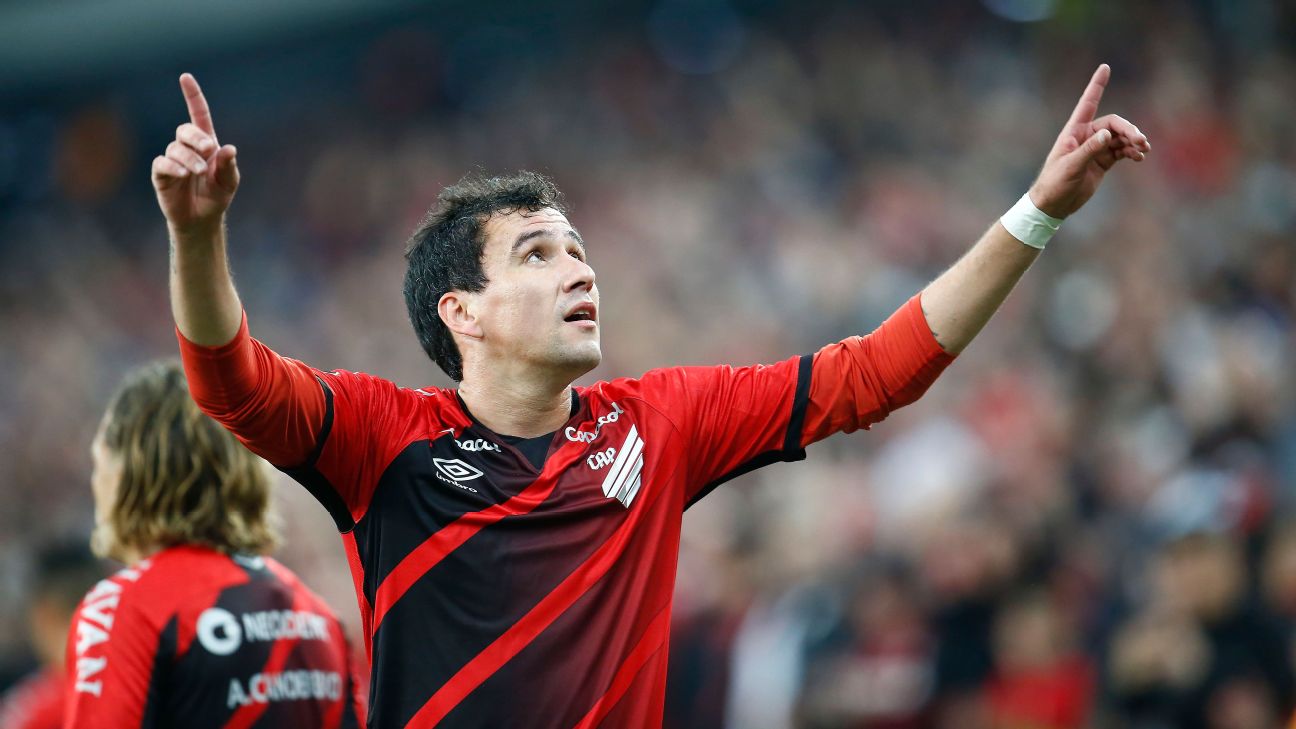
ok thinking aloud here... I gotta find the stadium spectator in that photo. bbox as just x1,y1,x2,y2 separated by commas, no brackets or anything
0,541,102,729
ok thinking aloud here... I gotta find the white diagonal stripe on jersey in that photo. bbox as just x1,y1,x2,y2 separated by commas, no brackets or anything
608,438,645,503
601,425,640,497
615,455,643,503
622,474,643,508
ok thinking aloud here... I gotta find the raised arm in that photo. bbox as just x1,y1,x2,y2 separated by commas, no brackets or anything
154,73,243,347
921,64,1150,354
154,74,324,470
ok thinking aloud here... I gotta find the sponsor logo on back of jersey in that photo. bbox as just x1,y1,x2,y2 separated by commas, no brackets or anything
197,607,333,655
227,670,342,709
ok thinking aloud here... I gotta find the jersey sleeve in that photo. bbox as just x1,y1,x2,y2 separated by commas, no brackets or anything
639,353,811,507
179,313,417,531
646,293,954,507
63,583,165,729
800,293,955,444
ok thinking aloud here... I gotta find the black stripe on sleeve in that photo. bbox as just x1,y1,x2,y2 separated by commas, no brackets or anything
686,354,814,511
303,375,335,468
782,353,813,453
278,377,354,532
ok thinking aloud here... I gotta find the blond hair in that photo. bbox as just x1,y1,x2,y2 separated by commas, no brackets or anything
95,361,278,560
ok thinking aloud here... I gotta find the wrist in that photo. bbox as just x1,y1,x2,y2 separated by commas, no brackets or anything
1000,192,1062,250
169,219,225,252
1026,185,1070,219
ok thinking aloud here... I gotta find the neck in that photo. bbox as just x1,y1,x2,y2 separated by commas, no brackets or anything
457,364,574,438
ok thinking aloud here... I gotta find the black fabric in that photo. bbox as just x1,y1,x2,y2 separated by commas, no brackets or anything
685,353,814,510
277,378,354,532
783,353,814,452
500,432,553,471
140,616,176,729
356,442,626,727
280,465,354,533
304,376,335,467
339,645,364,729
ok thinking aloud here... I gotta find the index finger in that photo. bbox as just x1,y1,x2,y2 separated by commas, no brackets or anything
1066,63,1110,127
179,73,217,139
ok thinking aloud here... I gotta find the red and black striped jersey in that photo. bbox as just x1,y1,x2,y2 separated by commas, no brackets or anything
63,545,366,729
180,294,954,728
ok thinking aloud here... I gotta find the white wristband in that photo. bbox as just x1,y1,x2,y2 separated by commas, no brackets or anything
1000,192,1062,250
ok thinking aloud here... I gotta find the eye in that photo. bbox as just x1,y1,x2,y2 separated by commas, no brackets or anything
525,250,545,263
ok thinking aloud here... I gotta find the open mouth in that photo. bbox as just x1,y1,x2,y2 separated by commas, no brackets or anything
563,303,597,324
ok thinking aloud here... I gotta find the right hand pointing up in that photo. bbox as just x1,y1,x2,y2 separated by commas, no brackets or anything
152,73,240,236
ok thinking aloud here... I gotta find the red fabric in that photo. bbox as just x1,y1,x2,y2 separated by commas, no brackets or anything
62,546,363,729
176,294,955,726
803,294,954,445
403,472,679,728
371,470,563,632
179,316,468,525
986,655,1095,728
570,605,671,729
627,354,803,502
0,669,64,729
178,313,325,468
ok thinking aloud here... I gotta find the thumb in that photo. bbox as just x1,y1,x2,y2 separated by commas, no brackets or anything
213,144,239,192
1071,128,1111,164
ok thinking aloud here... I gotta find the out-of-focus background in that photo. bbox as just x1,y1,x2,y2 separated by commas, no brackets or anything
2,0,1295,726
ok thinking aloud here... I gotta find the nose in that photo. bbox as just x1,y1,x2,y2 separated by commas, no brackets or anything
564,256,596,293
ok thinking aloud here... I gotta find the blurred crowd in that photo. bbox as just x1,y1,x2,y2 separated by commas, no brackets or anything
2,0,1295,727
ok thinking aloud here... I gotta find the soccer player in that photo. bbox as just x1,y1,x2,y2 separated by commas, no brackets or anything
157,66,1149,728
64,362,366,728
0,542,102,729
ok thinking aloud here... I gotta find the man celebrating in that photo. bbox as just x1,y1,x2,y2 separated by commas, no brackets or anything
159,66,1148,727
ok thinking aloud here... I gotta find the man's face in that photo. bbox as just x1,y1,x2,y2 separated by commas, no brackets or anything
467,207,600,380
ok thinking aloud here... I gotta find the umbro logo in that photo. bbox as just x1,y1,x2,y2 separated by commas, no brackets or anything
433,458,482,493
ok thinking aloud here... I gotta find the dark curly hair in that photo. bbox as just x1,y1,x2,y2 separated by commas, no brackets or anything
404,170,567,381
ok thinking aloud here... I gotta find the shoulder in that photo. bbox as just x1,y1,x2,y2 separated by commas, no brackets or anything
587,364,757,403
261,558,335,615
318,369,460,421
585,366,696,401
77,548,243,626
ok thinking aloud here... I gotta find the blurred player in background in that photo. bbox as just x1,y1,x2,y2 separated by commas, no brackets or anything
157,64,1148,727
64,361,366,728
0,542,101,729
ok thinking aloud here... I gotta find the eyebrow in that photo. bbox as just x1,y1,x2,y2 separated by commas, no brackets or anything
511,228,586,254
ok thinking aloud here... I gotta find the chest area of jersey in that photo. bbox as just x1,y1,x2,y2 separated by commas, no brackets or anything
412,399,671,518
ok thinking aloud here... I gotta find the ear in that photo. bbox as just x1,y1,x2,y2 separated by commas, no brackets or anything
438,291,484,340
